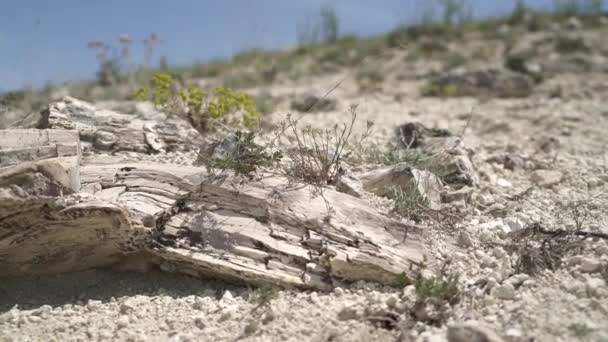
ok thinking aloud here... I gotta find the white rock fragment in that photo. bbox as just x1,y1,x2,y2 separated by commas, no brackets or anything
192,298,205,311
580,258,602,273
491,283,516,300
221,290,235,304
496,178,513,188
530,170,562,188
119,302,135,315
586,277,607,297
457,230,473,248
503,217,524,232
447,321,505,342
116,315,130,329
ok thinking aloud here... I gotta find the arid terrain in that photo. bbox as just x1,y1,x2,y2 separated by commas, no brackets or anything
1,11,608,342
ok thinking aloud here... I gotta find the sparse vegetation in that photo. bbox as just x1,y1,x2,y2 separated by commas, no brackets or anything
413,272,461,306
568,322,594,337
424,83,459,97
298,5,340,46
277,106,363,187
388,184,429,223
355,65,385,92
437,0,472,26
509,0,528,25
249,286,278,309
554,34,590,54
132,72,259,131
205,131,283,177
320,6,339,44
553,0,603,15
399,265,462,326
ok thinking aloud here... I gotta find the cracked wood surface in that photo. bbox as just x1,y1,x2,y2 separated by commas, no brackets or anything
81,162,425,289
1,98,430,290
39,96,203,154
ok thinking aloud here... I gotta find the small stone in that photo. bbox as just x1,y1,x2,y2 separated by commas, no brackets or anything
119,302,135,314
457,231,473,248
491,283,516,300
587,178,602,189
530,170,562,188
496,178,512,188
486,277,498,291
503,217,524,232
505,328,523,339
425,333,448,342
86,300,103,311
218,308,234,322
27,316,42,323
333,287,345,297
193,316,205,329
338,306,360,321
262,308,276,324
335,169,364,198
580,258,602,273
221,290,235,304
308,292,321,305
597,244,608,256
402,285,416,300
192,299,205,311
116,315,130,329
566,17,582,30
586,277,607,297
492,247,506,259
478,194,495,206
507,274,530,287
31,305,52,317
386,295,399,309
447,321,504,342
243,320,259,335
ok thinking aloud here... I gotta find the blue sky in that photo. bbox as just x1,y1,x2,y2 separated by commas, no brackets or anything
0,0,603,91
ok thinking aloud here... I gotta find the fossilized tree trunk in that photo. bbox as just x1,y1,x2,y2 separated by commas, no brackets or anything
0,97,430,290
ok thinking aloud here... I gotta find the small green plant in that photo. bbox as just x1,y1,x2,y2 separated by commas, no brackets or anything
132,72,259,131
206,131,283,176
424,83,459,97
553,0,602,15
249,286,278,309
297,5,339,46
568,322,594,337
278,106,364,187
444,52,467,69
388,184,429,223
414,272,461,305
320,5,339,44
407,267,462,326
437,0,472,26
509,0,528,25
554,35,590,54
554,0,579,15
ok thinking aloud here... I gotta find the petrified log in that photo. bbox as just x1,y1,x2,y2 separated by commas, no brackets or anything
80,162,426,289
38,96,203,154
0,129,147,275
0,129,80,167
1,98,431,290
